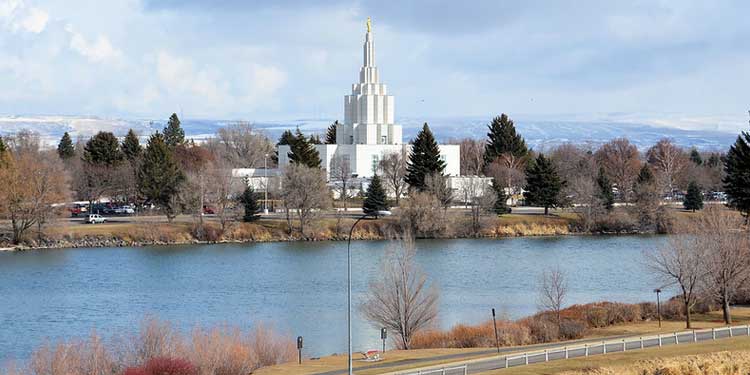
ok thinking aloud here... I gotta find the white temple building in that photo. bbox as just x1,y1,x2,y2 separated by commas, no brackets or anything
277,20,460,178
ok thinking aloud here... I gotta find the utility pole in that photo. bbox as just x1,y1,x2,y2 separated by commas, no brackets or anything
264,153,269,214
654,288,662,328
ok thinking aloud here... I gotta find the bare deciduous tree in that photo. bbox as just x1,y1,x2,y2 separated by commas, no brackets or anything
0,149,69,244
361,235,439,349
399,192,443,238
207,122,275,168
538,267,568,328
693,207,750,324
646,138,688,198
459,177,496,236
280,165,330,236
595,138,641,201
329,155,353,211
378,150,408,205
206,159,242,234
646,233,704,328
485,156,526,203
451,138,485,176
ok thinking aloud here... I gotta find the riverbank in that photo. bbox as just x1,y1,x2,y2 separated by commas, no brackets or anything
2,212,580,251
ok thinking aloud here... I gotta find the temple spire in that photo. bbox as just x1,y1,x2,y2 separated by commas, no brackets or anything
363,18,375,69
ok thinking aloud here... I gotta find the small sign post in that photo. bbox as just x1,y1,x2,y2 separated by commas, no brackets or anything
381,328,387,353
297,336,303,364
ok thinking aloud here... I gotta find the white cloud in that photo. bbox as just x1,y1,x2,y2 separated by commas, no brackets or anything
65,24,121,63
0,0,48,33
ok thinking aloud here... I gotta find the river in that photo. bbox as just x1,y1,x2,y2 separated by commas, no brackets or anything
0,235,667,361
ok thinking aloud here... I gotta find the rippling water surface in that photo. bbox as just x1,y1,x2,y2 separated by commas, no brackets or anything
0,235,667,361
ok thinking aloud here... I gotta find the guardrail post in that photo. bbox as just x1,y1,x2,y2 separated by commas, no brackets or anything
730,327,734,337
640,337,644,349
746,325,749,336
584,344,589,356
565,347,569,359
622,340,626,352
658,334,662,347
505,357,509,368
712,328,716,340
544,349,548,361
693,330,697,342
603,341,607,354
674,332,679,344
464,365,468,375
524,353,528,365
441,369,445,375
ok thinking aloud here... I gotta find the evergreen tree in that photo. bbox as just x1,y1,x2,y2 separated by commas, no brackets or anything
163,113,185,148
277,129,296,145
0,136,6,155
523,153,564,215
596,166,615,211
405,123,445,190
633,164,660,229
288,128,322,168
724,128,750,220
707,153,722,168
683,181,704,212
122,129,143,161
325,121,338,144
483,114,528,168
309,134,322,145
491,179,511,215
363,174,389,215
239,184,260,222
138,132,185,220
84,131,123,166
689,148,703,166
57,132,75,160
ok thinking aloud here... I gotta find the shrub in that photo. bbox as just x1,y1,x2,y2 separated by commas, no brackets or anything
522,316,559,343
559,319,586,340
144,357,196,375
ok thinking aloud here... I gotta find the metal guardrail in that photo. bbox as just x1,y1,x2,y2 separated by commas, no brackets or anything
500,325,749,369
396,325,749,374
400,364,467,375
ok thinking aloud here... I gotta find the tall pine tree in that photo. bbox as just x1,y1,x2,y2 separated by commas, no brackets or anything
683,181,703,212
483,114,528,168
164,113,185,148
57,132,75,160
491,179,510,214
325,121,338,144
122,129,143,161
288,128,322,168
277,130,296,145
0,136,6,155
405,123,445,191
724,122,750,221
689,148,703,166
596,166,615,211
138,132,185,221
363,174,389,215
523,153,564,215
239,184,261,222
84,131,123,166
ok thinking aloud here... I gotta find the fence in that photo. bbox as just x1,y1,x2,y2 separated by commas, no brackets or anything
399,365,467,375
397,325,749,374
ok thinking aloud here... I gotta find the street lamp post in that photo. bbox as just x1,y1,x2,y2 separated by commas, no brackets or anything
347,210,391,375
654,288,662,328
264,153,269,214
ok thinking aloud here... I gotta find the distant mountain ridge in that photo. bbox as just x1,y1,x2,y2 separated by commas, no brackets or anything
0,115,738,151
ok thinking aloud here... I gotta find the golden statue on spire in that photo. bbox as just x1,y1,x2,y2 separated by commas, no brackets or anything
367,16,371,33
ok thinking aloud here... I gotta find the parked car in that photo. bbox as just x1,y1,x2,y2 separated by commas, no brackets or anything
69,204,88,217
85,214,107,224
113,205,135,215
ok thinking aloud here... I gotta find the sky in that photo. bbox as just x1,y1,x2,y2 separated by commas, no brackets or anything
1,0,749,129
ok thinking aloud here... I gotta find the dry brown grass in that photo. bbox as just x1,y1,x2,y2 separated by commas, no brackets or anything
2,317,295,375
561,351,750,375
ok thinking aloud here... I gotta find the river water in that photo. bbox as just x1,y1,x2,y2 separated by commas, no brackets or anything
0,235,667,361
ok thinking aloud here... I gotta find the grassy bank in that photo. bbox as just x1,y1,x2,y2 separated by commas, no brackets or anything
6,211,578,250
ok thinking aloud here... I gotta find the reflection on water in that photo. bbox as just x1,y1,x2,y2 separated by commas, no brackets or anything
0,235,666,360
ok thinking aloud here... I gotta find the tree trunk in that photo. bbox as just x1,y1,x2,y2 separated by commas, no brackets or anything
544,206,549,215
685,300,692,329
723,291,732,325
